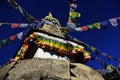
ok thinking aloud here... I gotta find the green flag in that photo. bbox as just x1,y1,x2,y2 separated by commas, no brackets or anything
87,25,94,29
2,38,8,46
0,41,1,48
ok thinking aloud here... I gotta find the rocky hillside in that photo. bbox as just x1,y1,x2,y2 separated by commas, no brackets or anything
0,58,104,80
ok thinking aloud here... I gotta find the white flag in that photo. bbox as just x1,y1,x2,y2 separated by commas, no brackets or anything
70,3,77,11
67,22,77,29
109,18,118,27
17,32,23,40
19,23,28,28
75,27,83,32
0,23,2,26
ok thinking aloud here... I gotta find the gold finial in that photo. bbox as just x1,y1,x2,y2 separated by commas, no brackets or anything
48,12,53,18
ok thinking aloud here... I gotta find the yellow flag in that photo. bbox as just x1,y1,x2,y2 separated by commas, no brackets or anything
90,46,96,52
93,22,101,29
69,11,80,18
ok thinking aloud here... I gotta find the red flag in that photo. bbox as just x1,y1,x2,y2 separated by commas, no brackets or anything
107,55,112,60
68,0,77,5
81,26,88,31
9,35,16,41
11,23,19,28
118,16,120,21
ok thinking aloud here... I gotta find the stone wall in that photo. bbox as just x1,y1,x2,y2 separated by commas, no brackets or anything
0,58,104,80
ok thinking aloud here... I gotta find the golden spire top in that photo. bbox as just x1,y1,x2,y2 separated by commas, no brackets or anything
48,12,53,18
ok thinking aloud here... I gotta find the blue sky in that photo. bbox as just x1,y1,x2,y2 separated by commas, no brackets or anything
0,0,120,69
